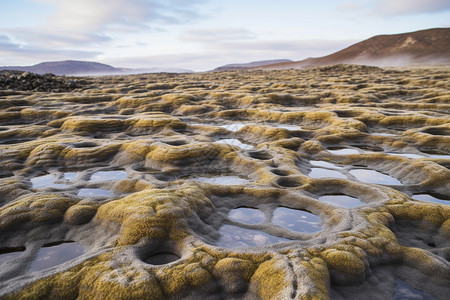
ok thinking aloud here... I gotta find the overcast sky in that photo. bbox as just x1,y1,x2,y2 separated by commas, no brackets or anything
0,0,449,71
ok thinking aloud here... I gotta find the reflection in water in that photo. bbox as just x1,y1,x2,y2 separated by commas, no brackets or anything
220,123,249,132
90,170,127,182
319,194,365,208
31,174,68,189
191,176,249,185
428,154,450,159
394,280,435,300
310,160,342,169
412,194,449,205
229,207,265,225
372,132,396,137
78,188,113,197
63,172,79,182
30,242,84,272
217,139,254,150
349,169,402,185
309,168,346,179
216,225,290,248
272,207,322,233
328,148,360,155
273,124,302,130
0,248,25,266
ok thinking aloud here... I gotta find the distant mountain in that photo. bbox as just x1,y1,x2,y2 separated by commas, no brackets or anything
0,60,120,75
213,59,292,71
257,28,450,69
0,60,193,76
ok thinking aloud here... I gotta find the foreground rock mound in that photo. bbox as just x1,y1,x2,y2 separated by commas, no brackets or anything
0,70,85,92
0,65,449,299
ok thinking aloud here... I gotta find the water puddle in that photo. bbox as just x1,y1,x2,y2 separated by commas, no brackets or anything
310,160,342,169
29,242,84,272
272,207,322,233
309,168,346,179
372,132,397,137
220,123,250,132
216,225,290,248
31,174,68,189
412,194,449,205
272,124,302,131
386,152,426,159
0,248,25,266
427,154,450,159
420,150,450,159
90,170,127,182
349,169,402,185
319,194,365,208
328,148,360,155
229,207,265,225
217,139,254,150
77,188,113,197
191,176,250,185
394,279,434,300
63,172,79,182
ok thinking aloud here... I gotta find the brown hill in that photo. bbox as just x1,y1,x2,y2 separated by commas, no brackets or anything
258,28,450,69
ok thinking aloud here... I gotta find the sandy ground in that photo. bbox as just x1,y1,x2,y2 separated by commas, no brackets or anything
0,64,449,299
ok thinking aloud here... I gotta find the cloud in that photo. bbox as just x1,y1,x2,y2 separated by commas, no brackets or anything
377,0,450,15
3,0,207,49
0,34,100,66
180,28,255,43
102,39,357,71
340,0,450,16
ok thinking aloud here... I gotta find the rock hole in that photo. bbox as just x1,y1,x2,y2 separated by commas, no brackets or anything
422,127,450,136
72,142,98,148
144,252,181,265
162,140,188,146
276,177,301,187
271,168,290,176
248,150,272,160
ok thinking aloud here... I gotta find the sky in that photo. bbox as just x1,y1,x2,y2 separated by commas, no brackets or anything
0,0,449,71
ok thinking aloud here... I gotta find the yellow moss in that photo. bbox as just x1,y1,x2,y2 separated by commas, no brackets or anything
0,194,77,231
321,250,365,277
250,260,289,300
64,202,99,225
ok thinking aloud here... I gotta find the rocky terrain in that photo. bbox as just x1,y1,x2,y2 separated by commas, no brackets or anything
0,64,449,299
0,71,86,92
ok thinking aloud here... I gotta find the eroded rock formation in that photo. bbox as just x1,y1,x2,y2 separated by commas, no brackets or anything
0,65,449,299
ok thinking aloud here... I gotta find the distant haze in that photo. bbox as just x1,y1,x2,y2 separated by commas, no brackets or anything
1,0,449,71
0,28,449,75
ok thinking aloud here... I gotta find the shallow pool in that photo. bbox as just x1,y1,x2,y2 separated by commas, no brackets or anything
349,169,402,185
319,194,365,208
272,207,322,233
191,176,250,185
30,242,84,272
216,225,291,248
229,207,265,225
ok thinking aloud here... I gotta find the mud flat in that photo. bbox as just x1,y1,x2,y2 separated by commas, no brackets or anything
0,64,449,299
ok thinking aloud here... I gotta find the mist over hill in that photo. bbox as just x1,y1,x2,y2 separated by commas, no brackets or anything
255,28,450,69
0,60,192,76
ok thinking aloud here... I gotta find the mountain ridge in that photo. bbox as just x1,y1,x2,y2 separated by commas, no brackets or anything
255,28,450,70
0,60,193,76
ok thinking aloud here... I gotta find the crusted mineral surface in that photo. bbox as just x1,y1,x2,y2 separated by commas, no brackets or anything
0,65,449,299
